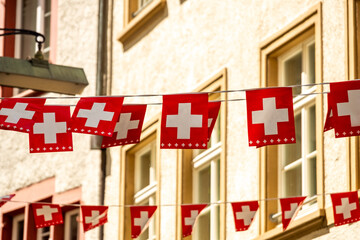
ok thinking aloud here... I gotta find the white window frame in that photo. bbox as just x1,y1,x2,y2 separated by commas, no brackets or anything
36,226,50,240
12,213,25,240
134,141,157,240
192,113,222,240
270,37,318,223
64,208,80,240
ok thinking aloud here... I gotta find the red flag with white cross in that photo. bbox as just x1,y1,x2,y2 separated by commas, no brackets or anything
70,97,124,136
280,196,306,231
0,98,45,133
207,101,221,141
161,94,208,149
231,201,259,231
130,205,157,239
81,205,109,232
0,194,15,208
181,204,207,237
29,105,73,153
330,191,360,226
246,87,295,147
101,104,146,148
329,80,360,137
32,203,63,228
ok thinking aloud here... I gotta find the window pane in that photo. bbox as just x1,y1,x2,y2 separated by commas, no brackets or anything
284,51,302,95
45,0,51,13
136,150,151,192
17,220,24,240
284,113,301,165
138,228,149,240
69,214,79,240
284,165,302,197
198,166,211,203
307,156,317,196
308,105,316,153
21,0,37,59
307,43,315,84
195,211,210,240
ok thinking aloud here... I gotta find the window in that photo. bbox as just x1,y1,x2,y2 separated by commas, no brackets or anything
15,0,52,60
118,0,166,44
259,3,324,238
12,214,25,240
278,38,317,200
121,122,160,240
64,209,80,240
177,68,227,240
36,227,50,240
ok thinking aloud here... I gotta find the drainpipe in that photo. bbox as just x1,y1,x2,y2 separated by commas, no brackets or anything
96,0,109,239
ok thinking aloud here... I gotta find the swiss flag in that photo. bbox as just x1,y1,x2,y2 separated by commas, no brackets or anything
81,205,108,232
161,94,208,149
280,196,306,231
181,204,207,237
71,97,124,136
32,203,63,228
130,205,157,239
331,191,360,226
324,93,335,132
0,98,45,133
101,104,146,148
207,101,221,141
231,201,259,231
246,87,295,147
329,80,360,137
29,105,73,153
0,194,15,208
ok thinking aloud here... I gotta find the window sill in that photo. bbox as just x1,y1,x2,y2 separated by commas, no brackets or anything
255,209,326,240
117,0,166,44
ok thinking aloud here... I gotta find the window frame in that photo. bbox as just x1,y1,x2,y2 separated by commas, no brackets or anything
64,208,80,240
176,68,227,240
120,117,161,240
118,0,166,44
258,3,325,238
12,213,25,240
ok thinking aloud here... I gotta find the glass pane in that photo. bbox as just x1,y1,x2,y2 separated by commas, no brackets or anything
308,105,316,153
45,0,51,13
17,220,24,240
21,0,37,59
136,150,151,192
307,156,317,196
307,43,315,84
195,211,210,240
284,113,301,165
138,228,149,240
44,15,51,50
284,165,302,197
69,214,79,240
198,166,211,203
284,51,302,95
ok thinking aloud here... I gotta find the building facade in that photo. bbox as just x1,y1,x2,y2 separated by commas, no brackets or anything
1,0,360,240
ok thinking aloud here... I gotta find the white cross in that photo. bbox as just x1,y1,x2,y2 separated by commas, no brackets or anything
337,90,360,127
235,206,256,226
0,102,35,124
284,203,299,219
252,97,289,135
335,197,357,219
33,113,67,144
184,210,199,227
134,211,149,230
85,210,107,225
166,103,203,139
77,102,114,128
36,205,58,221
113,113,139,139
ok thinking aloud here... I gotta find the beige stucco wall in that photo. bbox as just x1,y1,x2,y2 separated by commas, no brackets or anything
107,0,357,239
